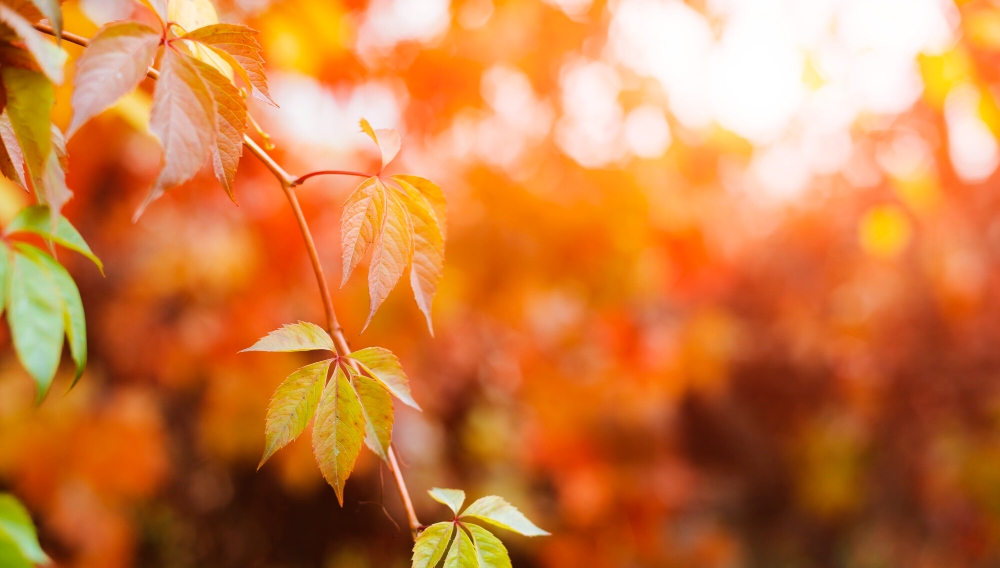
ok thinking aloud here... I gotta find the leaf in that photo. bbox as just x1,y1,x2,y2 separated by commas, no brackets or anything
139,0,168,23
7,246,64,404
365,188,412,331
443,525,478,568
0,244,8,318
348,346,421,410
0,493,47,564
359,117,400,172
312,365,367,505
259,358,332,469
0,111,26,189
182,24,276,106
429,488,466,515
168,0,219,32
412,522,455,568
67,21,161,138
340,176,385,286
2,66,52,184
35,125,71,218
27,0,61,39
139,47,214,218
391,175,447,239
350,373,393,461
18,244,87,387
460,496,550,537
241,321,334,353
0,5,66,83
396,180,444,335
466,524,511,568
187,55,247,201
5,205,104,274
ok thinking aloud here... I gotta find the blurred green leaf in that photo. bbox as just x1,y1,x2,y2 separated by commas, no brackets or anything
0,493,48,564
242,321,333,353
429,488,466,515
6,205,104,274
8,246,64,403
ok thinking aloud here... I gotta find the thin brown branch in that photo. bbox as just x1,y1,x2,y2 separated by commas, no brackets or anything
292,170,372,187
35,22,423,540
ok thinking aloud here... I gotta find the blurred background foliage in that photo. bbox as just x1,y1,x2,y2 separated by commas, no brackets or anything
6,0,1000,566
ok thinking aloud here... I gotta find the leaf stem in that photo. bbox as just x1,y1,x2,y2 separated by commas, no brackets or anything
292,170,373,187
36,23,423,541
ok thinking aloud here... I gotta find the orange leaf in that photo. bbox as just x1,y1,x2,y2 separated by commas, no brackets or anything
364,187,412,330
359,117,400,172
340,176,386,287
187,55,248,202
182,23,276,107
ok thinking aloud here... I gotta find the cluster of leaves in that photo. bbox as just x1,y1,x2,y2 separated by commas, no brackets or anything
414,489,549,568
0,493,47,568
70,0,275,215
341,120,446,333
242,321,420,504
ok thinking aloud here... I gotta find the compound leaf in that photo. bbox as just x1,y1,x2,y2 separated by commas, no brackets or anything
242,321,334,353
467,523,511,568
312,365,366,505
340,176,385,286
460,496,550,537
68,21,160,138
429,488,466,515
365,188,412,331
348,346,420,410
412,522,455,568
259,358,332,469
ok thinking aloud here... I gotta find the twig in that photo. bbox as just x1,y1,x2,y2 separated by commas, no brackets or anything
34,22,423,540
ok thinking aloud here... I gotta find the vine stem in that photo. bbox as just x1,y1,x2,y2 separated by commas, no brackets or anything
36,22,423,540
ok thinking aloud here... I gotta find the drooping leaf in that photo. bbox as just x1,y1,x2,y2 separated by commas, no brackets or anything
0,494,48,564
259,358,332,469
396,179,444,335
187,55,246,201
429,488,466,515
35,125,71,218
466,524,511,568
359,117,400,172
5,205,103,274
460,496,550,537
242,321,334,353
348,346,420,410
391,175,447,239
0,111,26,189
18,244,87,387
364,188,412,330
350,372,393,461
2,66,52,184
443,525,478,568
340,176,385,286
139,47,214,218
312,365,366,505
67,21,161,138
27,0,61,39
0,5,66,83
182,23,276,106
412,522,455,568
7,246,64,404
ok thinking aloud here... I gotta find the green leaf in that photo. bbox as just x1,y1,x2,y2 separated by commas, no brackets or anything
348,346,420,411
19,245,87,387
0,494,47,564
0,5,66,83
350,372,393,461
359,117,400,172
259,358,332,469
395,179,445,335
412,522,455,568
0,538,32,568
181,23,276,106
364,187,412,331
241,321,334,353
312,365,366,505
443,525,478,568
187,55,247,202
68,21,161,138
1,66,53,185
429,488,466,515
340,176,385,287
467,523,511,568
6,205,104,274
138,47,215,218
460,496,549,537
8,246,64,404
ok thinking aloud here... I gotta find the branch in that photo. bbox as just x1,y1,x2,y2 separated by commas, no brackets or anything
292,170,371,187
36,22,423,540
